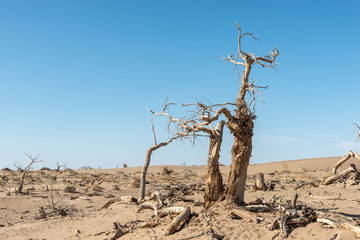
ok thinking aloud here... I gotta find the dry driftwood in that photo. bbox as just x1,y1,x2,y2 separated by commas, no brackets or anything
166,207,191,235
333,151,354,175
101,196,137,209
294,182,318,190
245,205,272,212
291,193,298,208
280,215,290,238
342,223,360,237
323,165,357,185
159,206,186,218
150,191,163,208
137,202,159,216
317,218,337,228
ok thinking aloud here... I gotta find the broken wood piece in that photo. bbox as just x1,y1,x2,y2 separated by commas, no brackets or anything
310,194,345,200
342,223,360,237
110,222,128,240
101,196,137,209
328,233,338,240
150,191,163,208
294,182,318,190
292,193,298,208
159,206,186,217
280,215,290,238
166,207,191,235
323,166,356,185
137,202,159,216
245,205,272,212
333,151,354,175
317,218,337,228
269,217,280,230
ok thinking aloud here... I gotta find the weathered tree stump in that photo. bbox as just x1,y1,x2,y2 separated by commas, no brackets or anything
255,173,267,191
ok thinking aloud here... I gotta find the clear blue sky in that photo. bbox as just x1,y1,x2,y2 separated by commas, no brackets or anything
1,0,359,169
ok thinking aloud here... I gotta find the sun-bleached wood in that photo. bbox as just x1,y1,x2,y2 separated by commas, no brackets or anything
137,202,159,216
323,164,358,185
342,223,360,237
332,151,354,175
166,207,191,235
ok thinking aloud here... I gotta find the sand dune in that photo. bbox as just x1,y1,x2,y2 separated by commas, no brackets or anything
1,156,360,239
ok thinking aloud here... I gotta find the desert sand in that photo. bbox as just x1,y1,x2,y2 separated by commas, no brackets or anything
1,156,360,240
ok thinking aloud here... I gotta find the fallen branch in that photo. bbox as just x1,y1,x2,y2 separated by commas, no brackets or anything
317,218,337,228
137,202,159,216
333,151,354,175
101,196,137,209
323,165,357,185
110,222,128,240
245,205,272,212
159,207,186,217
166,207,191,235
342,223,360,237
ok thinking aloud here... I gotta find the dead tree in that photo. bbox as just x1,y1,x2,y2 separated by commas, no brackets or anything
220,22,279,204
17,153,42,193
56,160,67,171
139,118,186,200
147,101,234,206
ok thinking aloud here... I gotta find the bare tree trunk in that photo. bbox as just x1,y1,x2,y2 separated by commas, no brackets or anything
17,153,41,194
139,149,154,200
204,120,225,207
139,136,179,200
226,104,254,204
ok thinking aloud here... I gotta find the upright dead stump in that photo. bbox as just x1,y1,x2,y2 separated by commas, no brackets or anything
254,173,267,191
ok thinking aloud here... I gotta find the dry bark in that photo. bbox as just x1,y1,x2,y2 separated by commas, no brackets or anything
166,207,191,235
204,120,225,207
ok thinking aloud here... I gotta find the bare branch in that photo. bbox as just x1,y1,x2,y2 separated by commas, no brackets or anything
353,123,360,141
150,119,157,145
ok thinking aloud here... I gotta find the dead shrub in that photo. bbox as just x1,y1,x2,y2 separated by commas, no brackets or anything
162,166,173,175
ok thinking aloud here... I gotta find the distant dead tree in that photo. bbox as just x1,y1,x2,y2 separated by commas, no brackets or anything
220,22,279,204
55,160,67,172
17,153,42,194
146,100,235,206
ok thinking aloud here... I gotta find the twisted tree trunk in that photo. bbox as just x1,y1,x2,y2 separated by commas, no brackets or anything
204,120,225,206
226,108,254,204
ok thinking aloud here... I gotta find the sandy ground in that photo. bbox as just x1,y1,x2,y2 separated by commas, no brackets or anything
0,156,360,240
